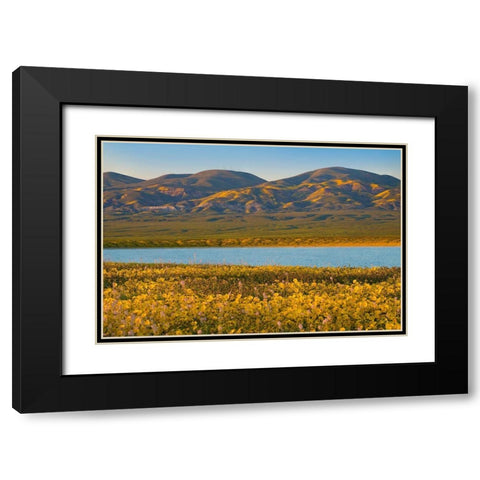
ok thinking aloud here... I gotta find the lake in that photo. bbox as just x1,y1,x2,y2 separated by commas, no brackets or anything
103,246,401,268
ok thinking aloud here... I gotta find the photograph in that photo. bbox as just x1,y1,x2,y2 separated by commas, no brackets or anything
99,138,404,340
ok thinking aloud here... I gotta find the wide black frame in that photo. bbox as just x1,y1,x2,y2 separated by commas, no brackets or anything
12,67,468,413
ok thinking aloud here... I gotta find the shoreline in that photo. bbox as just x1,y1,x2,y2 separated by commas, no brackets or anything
103,240,401,249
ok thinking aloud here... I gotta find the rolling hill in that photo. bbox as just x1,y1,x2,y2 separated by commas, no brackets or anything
102,167,402,247
193,167,400,213
104,167,400,214
103,172,144,189
103,169,266,211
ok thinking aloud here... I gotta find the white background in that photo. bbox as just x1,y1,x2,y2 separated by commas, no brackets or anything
1,1,477,479
64,107,434,374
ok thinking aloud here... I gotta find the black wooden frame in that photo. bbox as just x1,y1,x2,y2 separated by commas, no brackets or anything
12,67,468,413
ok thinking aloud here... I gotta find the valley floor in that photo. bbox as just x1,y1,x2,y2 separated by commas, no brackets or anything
103,210,401,248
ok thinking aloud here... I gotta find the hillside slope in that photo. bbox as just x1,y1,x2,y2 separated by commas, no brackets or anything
104,167,400,213
103,169,267,211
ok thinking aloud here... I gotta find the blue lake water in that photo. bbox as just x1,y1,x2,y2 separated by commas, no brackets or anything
103,246,400,268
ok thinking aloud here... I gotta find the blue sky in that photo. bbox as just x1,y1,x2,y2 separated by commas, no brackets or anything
102,141,402,181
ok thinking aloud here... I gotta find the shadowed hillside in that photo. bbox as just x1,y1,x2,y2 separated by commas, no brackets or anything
103,172,144,189
103,169,266,211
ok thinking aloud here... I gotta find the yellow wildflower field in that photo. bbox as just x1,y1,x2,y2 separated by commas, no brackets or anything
103,263,401,337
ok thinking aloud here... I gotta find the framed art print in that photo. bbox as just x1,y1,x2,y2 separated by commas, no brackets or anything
13,67,468,412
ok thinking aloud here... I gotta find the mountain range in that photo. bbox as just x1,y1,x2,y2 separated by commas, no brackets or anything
103,167,400,214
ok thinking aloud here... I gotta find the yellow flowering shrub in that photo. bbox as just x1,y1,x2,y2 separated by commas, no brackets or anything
103,263,401,337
